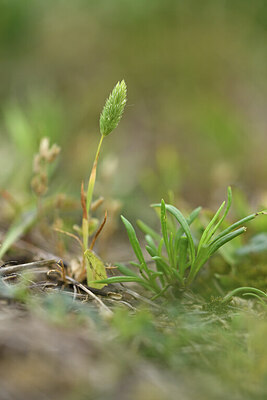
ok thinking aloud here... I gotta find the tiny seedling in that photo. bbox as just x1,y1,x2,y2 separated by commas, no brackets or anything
94,187,266,298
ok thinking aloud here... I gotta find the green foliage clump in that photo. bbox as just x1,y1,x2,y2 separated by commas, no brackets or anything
94,187,265,299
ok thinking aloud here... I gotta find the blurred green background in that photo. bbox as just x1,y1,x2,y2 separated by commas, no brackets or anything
0,0,266,220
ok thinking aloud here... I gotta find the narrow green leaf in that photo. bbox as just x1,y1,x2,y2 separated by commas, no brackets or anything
145,245,156,258
92,275,151,289
205,186,232,244
173,207,201,263
4,104,34,156
188,227,247,285
170,267,182,282
211,214,257,245
160,199,170,257
137,219,161,242
197,201,225,253
154,204,195,264
130,261,142,268
116,263,140,278
188,206,202,224
177,236,188,279
0,209,37,259
145,235,157,253
158,237,164,257
168,231,175,268
150,271,164,278
121,215,149,276
209,227,246,256
222,287,267,304
151,255,172,281
151,284,171,300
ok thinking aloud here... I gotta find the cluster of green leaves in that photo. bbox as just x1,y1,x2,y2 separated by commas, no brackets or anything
95,187,265,298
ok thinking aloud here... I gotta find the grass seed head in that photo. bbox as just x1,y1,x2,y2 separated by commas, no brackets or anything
99,80,127,136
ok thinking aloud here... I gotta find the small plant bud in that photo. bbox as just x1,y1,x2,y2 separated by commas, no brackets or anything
38,137,61,162
99,80,127,136
33,154,41,173
31,173,48,196
39,137,50,158
47,143,61,162
31,137,60,198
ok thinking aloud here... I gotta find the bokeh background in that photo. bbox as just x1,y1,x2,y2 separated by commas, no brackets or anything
0,0,266,224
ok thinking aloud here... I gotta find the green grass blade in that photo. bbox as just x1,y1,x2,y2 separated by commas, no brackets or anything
188,226,247,285
205,186,232,244
121,215,149,276
187,206,202,225
146,247,168,276
150,254,172,284
150,271,164,278
146,256,166,286
152,203,195,264
209,227,246,256
177,236,188,279
211,213,257,245
137,219,161,242
222,287,267,304
157,237,164,257
145,245,156,257
151,284,171,300
160,199,171,258
170,267,183,283
145,235,157,253
156,204,195,264
168,231,176,268
130,261,142,268
116,263,141,278
197,201,225,253
173,206,201,262
174,206,202,241
0,209,37,259
187,245,210,284
92,275,151,289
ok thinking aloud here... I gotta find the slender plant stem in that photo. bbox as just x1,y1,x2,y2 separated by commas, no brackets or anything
86,134,104,215
82,134,104,284
82,218,89,251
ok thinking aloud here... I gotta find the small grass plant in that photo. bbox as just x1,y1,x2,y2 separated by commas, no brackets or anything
79,80,127,287
94,187,266,298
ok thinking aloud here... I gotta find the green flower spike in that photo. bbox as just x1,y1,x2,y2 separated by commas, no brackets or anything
100,80,127,136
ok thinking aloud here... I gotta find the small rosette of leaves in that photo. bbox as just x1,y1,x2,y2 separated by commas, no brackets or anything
92,187,265,299
100,80,127,136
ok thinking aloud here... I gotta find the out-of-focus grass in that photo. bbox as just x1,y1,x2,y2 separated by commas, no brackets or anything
2,287,267,400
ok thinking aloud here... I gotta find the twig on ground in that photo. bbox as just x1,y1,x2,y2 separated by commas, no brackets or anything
0,260,57,276
124,288,163,310
65,276,113,316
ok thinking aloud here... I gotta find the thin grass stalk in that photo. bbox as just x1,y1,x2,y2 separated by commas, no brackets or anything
86,134,104,216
